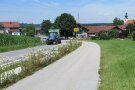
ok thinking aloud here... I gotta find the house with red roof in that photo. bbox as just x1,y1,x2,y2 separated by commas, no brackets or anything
77,23,127,38
0,22,20,35
87,26,114,36
87,25,127,37
76,23,88,38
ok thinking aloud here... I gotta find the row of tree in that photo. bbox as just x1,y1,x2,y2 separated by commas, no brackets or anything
113,17,124,26
22,13,77,37
22,15,135,40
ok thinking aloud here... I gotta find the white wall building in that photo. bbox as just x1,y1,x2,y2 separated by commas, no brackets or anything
4,28,10,34
0,22,20,36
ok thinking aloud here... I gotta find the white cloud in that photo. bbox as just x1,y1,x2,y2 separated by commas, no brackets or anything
70,2,135,23
30,1,135,23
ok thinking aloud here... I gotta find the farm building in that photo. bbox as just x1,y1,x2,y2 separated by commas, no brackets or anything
77,23,88,38
87,25,127,37
0,22,20,36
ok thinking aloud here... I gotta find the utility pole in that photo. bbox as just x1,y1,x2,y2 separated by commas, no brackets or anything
76,13,80,41
78,13,79,23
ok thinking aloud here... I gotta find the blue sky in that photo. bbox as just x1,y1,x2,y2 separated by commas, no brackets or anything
0,0,135,24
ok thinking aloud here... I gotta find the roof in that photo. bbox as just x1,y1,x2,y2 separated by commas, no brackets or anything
77,23,88,31
0,22,20,28
87,26,115,33
125,20,135,25
8,29,20,32
116,25,127,30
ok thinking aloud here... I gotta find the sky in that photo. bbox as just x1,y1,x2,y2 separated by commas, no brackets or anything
0,0,135,24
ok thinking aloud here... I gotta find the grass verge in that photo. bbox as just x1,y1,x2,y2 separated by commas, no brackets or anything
0,41,82,89
90,40,135,90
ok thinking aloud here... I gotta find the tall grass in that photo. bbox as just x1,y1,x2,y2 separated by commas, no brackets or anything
0,41,82,89
0,34,45,52
92,40,135,90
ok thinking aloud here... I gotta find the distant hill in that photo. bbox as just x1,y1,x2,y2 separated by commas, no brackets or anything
20,23,113,28
82,23,113,26
20,23,41,28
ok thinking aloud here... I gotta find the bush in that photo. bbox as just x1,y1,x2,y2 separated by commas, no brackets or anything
108,29,119,39
98,31,109,40
91,36,99,40
119,30,129,38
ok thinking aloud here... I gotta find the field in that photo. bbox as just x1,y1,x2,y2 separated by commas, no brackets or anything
0,34,45,52
91,40,135,90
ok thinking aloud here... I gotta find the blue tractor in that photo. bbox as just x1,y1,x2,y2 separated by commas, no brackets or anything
46,30,61,45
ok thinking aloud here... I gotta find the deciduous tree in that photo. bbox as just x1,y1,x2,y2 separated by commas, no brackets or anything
113,17,124,26
41,20,52,35
126,21,135,33
53,13,76,37
108,29,119,39
98,31,109,40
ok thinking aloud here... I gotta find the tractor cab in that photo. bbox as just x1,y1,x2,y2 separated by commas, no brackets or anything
46,30,61,45
49,31,58,40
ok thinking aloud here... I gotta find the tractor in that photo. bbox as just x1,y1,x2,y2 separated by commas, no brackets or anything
46,29,61,45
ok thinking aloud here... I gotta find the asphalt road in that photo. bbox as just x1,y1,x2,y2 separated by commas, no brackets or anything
0,40,68,65
5,42,100,90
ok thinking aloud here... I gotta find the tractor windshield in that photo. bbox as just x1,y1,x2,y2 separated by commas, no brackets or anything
49,32,58,37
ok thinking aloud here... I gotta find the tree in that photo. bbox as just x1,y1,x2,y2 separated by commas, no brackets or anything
126,22,135,33
53,13,77,37
41,20,52,35
24,24,35,37
113,17,124,26
108,29,119,39
131,31,135,40
126,21,135,40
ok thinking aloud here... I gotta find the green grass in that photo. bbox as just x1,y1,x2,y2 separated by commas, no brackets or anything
91,40,135,90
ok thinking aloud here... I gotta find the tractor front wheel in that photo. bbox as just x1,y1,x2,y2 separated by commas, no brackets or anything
46,40,50,45
55,39,58,44
58,39,61,44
